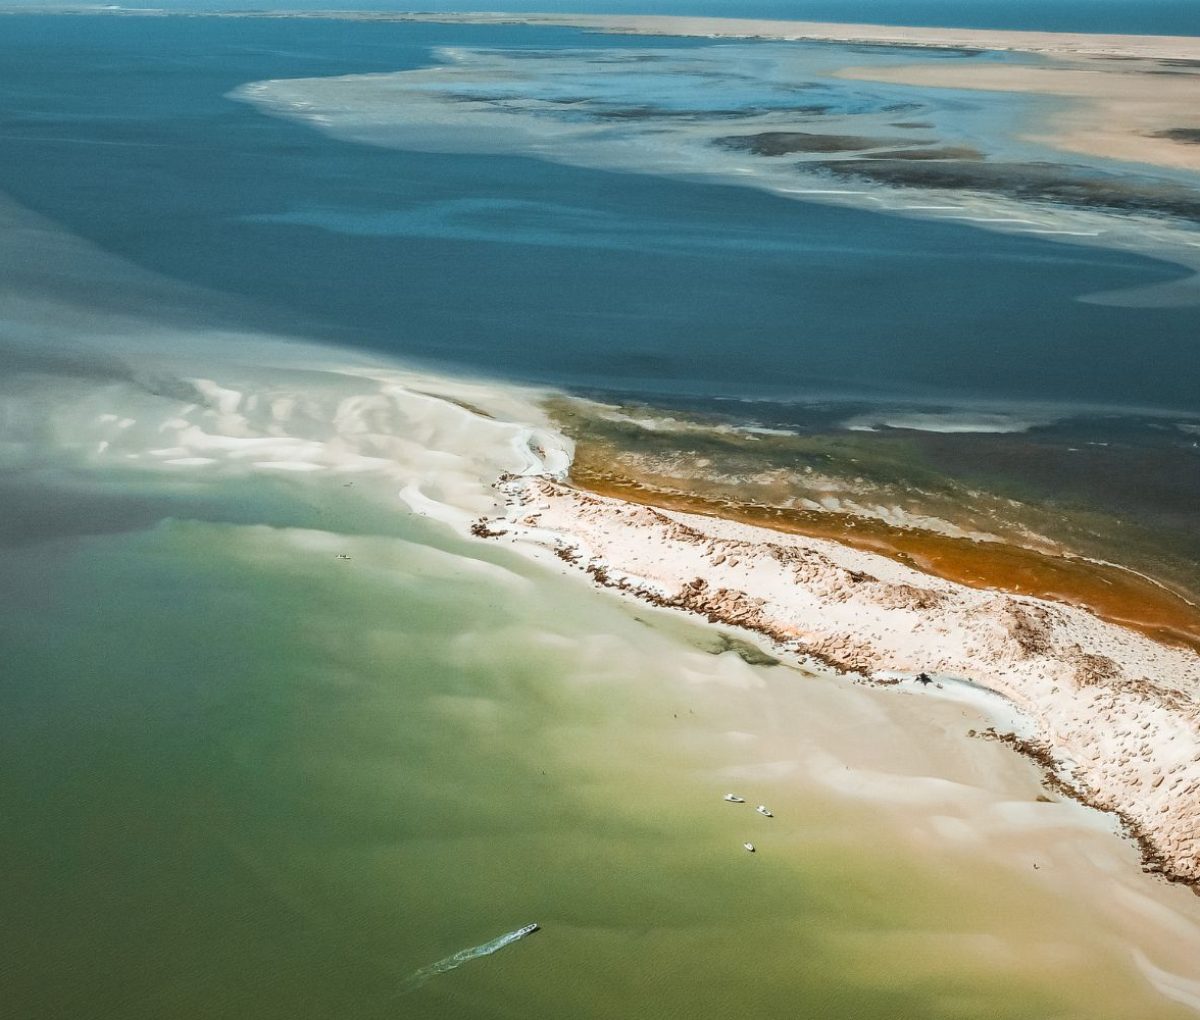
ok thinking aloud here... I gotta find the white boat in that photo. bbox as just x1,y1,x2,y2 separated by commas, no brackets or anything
514,923,540,937
723,794,745,803
755,805,773,817
743,842,756,852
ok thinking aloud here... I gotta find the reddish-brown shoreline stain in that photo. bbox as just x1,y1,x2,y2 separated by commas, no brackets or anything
572,467,1200,655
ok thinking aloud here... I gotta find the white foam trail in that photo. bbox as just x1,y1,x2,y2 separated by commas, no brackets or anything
402,926,539,992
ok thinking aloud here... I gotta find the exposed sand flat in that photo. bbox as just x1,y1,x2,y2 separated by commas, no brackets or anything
369,12,1200,173
41,8,1200,62
481,474,1200,887
370,12,1200,62
837,59,1200,173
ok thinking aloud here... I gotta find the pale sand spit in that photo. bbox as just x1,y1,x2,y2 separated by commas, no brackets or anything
478,474,1200,887
837,59,1200,173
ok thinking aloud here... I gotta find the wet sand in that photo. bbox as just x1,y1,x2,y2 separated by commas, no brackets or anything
837,58,1200,173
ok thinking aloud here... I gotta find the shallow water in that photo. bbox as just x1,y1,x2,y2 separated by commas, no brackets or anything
3,12,1200,1019
1,193,1198,1019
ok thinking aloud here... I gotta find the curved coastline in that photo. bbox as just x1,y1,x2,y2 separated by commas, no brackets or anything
473,472,1200,888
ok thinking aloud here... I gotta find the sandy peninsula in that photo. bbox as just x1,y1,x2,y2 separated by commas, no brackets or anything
474,473,1200,888
377,12,1200,174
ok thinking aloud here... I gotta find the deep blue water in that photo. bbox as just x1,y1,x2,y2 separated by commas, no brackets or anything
1,13,1197,412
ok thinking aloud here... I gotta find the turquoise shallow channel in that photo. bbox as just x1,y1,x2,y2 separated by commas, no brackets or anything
2,9,1200,1020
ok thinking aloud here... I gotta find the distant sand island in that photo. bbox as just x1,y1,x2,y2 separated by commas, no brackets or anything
20,8,1200,174
224,8,1200,309
380,12,1200,175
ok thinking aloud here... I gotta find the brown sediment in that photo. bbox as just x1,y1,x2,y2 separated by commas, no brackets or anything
568,462,1200,655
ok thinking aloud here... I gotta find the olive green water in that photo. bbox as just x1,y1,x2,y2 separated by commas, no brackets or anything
2,497,1195,1019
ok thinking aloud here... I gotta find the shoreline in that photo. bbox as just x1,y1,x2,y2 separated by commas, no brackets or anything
17,9,1200,61
836,58,1200,174
405,12,1200,176
474,472,1200,889
569,467,1200,654
5,35,1200,1007
13,172,1197,892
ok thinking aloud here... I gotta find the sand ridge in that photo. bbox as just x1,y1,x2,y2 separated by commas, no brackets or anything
477,473,1200,887
344,12,1200,61
396,12,1200,174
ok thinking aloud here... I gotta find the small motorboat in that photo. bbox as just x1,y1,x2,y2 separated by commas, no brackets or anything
723,794,745,803
514,923,540,938
743,842,756,853
335,553,352,561
755,805,773,817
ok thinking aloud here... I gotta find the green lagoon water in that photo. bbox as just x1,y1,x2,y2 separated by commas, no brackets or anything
4,509,1191,1020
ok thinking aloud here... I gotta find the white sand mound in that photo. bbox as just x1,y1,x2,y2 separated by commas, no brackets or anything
484,475,1200,886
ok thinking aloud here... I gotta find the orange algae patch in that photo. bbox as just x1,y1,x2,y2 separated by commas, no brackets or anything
571,467,1200,655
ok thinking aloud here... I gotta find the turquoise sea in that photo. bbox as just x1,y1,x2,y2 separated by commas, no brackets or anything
3,10,1200,1019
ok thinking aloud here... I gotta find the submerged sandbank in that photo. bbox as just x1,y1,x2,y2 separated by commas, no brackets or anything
429,11,1200,174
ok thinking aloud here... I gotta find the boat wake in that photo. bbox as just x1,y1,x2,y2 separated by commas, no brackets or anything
401,924,540,993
